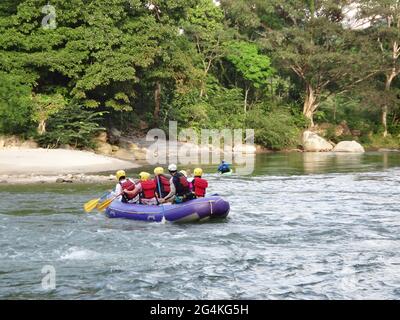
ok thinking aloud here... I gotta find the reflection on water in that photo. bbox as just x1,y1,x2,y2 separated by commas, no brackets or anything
252,152,400,176
1,152,400,299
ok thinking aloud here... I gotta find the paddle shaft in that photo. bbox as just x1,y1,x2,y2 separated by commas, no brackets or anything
156,176,166,217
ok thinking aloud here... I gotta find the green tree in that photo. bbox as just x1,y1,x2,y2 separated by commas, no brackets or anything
358,0,400,136
184,0,231,97
225,41,275,112
222,0,378,126
31,93,66,135
0,72,33,135
35,104,105,148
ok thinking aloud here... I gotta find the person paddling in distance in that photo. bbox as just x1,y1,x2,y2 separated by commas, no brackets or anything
218,160,231,174
159,164,194,204
153,167,171,199
114,170,139,204
192,168,208,198
124,172,158,205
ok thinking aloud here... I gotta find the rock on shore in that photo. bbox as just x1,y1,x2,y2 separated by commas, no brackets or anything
302,131,334,152
333,141,365,153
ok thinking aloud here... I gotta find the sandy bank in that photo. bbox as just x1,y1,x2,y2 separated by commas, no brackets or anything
0,148,139,176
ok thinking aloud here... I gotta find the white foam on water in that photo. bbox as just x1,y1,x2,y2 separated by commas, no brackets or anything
59,247,101,261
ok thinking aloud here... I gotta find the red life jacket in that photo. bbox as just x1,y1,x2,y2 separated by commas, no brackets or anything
141,180,156,199
160,175,171,192
154,175,171,197
193,177,208,197
120,179,137,200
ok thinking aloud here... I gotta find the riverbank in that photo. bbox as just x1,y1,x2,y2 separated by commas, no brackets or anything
0,148,139,184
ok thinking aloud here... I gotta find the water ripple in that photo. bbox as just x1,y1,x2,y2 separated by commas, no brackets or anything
1,155,400,299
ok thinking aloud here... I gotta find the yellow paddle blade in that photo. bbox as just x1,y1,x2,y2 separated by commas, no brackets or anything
84,198,100,213
97,198,114,211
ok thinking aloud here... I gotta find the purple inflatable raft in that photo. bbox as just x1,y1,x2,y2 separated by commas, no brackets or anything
105,195,230,223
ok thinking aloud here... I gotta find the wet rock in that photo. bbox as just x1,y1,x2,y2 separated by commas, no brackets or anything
302,130,334,152
333,141,365,153
56,178,65,183
76,174,86,181
0,180,8,184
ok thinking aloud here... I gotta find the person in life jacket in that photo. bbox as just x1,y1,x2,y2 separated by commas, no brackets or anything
192,168,208,198
159,164,194,204
124,172,158,205
114,170,139,204
218,160,231,174
179,170,194,192
153,167,171,199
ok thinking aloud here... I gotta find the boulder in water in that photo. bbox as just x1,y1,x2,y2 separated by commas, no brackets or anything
302,130,334,152
333,141,365,153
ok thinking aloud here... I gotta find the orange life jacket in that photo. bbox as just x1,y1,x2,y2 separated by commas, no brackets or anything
141,180,156,199
193,177,208,197
120,179,137,200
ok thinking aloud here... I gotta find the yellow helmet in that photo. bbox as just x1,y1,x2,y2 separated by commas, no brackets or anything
194,168,203,177
179,170,187,177
154,167,164,175
116,170,126,180
139,171,151,181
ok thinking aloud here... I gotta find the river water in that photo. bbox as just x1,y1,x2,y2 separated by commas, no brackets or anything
1,152,400,299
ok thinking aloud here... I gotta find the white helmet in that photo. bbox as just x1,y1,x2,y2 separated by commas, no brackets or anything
168,164,177,172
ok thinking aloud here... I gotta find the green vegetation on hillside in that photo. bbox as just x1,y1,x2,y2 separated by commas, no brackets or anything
0,0,399,149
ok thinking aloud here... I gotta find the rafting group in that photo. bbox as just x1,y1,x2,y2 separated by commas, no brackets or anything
112,164,208,206
84,161,232,221
110,161,232,206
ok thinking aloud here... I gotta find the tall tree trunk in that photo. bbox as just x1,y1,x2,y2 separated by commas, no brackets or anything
37,119,46,135
244,87,250,113
382,105,388,137
303,84,318,127
154,81,161,123
200,85,205,98
383,69,397,137
309,0,315,18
